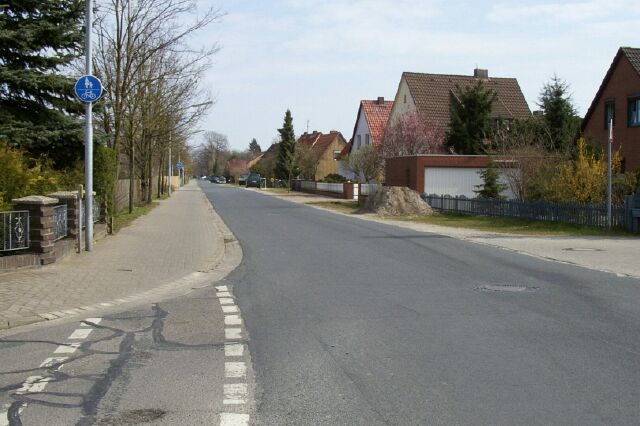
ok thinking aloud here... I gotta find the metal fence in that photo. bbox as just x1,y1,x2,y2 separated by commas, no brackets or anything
316,182,344,193
53,205,68,241
1,210,29,252
423,194,627,228
300,181,316,191
80,199,100,228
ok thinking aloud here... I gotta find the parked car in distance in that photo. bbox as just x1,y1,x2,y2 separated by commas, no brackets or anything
218,176,227,184
238,173,249,186
246,173,261,188
209,176,219,183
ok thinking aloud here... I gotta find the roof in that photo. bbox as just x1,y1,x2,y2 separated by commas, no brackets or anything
338,140,352,160
359,99,394,145
402,72,531,126
582,47,640,129
297,131,346,154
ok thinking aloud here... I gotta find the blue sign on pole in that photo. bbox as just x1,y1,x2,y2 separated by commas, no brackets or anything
177,161,183,170
74,75,103,103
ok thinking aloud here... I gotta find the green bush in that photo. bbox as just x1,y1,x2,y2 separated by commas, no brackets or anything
322,173,347,183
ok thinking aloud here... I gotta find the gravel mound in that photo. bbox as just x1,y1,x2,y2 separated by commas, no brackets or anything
362,186,433,216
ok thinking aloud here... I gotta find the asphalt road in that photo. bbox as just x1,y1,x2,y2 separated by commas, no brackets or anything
201,184,640,425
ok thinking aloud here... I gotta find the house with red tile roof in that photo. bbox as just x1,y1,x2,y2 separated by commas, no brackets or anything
339,97,393,180
388,68,531,135
297,130,347,181
582,47,640,171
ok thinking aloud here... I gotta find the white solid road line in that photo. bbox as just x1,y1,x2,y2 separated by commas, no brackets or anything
225,362,247,378
221,305,239,313
224,343,244,357
223,383,247,405
219,413,250,426
68,328,93,339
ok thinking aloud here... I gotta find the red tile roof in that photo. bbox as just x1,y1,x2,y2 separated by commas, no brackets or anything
403,72,531,127
297,131,346,154
361,99,394,146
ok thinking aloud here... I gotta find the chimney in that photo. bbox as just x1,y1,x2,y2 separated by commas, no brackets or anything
329,130,338,134
377,96,385,104
474,68,488,79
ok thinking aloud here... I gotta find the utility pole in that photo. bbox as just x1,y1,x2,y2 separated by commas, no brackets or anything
607,118,613,230
84,0,94,251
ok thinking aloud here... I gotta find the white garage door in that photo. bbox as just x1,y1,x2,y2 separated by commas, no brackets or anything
424,167,515,198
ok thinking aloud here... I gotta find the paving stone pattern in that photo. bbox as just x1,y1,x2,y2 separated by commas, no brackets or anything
0,182,223,328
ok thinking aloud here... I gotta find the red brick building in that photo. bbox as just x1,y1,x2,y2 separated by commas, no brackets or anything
582,47,640,171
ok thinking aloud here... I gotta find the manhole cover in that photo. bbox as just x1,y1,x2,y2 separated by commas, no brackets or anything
476,284,539,293
97,409,166,425
562,248,603,252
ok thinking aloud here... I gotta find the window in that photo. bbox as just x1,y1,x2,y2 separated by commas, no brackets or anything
629,97,640,127
333,150,341,160
404,94,407,104
604,101,615,129
357,135,361,149
365,134,370,145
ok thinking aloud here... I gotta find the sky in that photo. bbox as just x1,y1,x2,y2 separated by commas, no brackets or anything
190,0,639,151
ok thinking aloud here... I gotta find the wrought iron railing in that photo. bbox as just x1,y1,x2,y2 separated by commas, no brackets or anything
1,210,29,252
53,205,68,241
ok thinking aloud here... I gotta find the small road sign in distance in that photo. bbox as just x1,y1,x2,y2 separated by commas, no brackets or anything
74,75,103,103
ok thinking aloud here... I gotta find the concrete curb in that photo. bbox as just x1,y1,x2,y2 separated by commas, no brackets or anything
0,185,243,334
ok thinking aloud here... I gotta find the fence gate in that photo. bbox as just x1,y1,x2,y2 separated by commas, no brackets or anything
1,210,29,252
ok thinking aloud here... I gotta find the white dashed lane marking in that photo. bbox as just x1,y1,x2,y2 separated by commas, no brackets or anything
219,298,235,305
221,305,239,313
224,343,244,357
219,413,250,426
225,362,247,378
68,328,93,339
224,328,242,340
1,318,102,426
224,315,242,325
223,383,248,405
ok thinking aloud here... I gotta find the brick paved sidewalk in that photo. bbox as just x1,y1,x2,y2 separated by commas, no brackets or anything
0,181,224,329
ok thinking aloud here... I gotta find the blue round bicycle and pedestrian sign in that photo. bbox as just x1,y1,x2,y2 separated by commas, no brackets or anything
177,161,183,170
74,75,103,103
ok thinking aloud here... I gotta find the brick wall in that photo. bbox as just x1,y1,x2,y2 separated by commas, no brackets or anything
385,155,504,193
583,55,640,171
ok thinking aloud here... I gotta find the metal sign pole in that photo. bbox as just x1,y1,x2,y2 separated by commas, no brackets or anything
84,0,94,251
607,118,613,230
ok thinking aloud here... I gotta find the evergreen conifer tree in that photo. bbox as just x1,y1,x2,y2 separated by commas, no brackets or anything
0,0,85,166
275,110,296,182
474,162,507,199
249,138,261,154
446,81,496,155
537,75,581,152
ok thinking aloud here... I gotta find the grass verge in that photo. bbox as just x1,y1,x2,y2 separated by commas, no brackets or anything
113,202,159,233
308,201,635,237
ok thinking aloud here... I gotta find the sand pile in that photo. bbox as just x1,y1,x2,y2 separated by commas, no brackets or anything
362,186,433,216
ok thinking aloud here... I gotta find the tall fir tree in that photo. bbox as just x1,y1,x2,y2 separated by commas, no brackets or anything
474,161,507,199
249,138,261,154
275,109,296,181
446,81,496,155
0,0,85,167
537,75,581,152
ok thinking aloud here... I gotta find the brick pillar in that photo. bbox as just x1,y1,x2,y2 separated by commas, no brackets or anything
343,183,354,200
48,191,80,241
12,195,59,265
